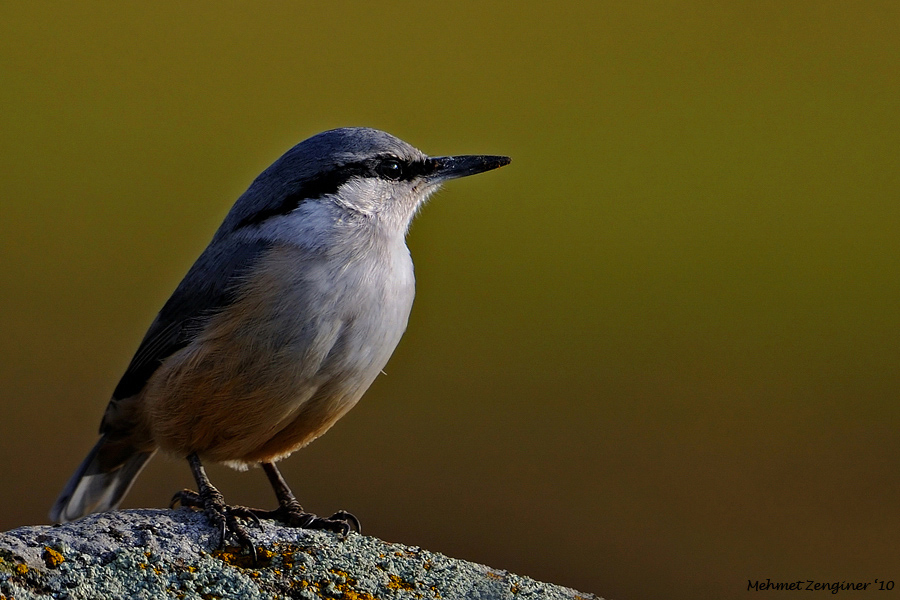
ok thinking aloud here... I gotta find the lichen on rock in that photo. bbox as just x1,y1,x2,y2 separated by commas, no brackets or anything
0,509,602,599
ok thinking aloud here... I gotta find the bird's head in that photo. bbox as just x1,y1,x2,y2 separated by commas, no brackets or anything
220,127,510,240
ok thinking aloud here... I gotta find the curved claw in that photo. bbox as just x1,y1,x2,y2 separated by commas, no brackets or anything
176,454,261,564
218,520,227,547
229,505,263,529
170,489,203,509
331,520,352,537
292,512,317,529
309,512,359,537
208,507,260,564
251,505,361,537
170,490,261,563
328,510,361,535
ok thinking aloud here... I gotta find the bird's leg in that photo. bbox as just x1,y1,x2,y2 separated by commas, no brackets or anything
171,453,260,561
250,462,361,536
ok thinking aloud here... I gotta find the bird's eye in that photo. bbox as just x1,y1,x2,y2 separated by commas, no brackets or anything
377,159,404,181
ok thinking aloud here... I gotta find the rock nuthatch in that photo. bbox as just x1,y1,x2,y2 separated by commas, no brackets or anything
49,127,510,552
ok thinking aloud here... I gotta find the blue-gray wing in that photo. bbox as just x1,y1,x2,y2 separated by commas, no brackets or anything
108,238,272,406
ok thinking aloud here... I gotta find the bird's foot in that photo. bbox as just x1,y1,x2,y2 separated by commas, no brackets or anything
171,488,262,562
251,500,361,537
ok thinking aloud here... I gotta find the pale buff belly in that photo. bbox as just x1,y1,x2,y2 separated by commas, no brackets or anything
141,245,413,466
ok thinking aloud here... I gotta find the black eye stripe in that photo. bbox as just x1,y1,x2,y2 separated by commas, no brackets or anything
234,155,433,230
366,154,432,182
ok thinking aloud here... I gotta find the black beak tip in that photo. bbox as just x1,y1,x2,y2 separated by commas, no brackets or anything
431,154,512,180
492,155,512,169
472,154,512,173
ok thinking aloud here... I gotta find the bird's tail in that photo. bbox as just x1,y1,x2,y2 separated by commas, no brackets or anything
49,436,156,523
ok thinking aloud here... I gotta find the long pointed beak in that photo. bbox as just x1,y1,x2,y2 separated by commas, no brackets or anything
427,155,511,182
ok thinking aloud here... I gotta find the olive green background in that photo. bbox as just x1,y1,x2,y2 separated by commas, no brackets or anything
2,3,898,598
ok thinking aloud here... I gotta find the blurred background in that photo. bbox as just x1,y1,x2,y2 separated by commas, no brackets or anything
1,3,898,598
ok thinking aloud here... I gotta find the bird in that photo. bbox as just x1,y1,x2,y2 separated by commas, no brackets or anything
49,127,510,554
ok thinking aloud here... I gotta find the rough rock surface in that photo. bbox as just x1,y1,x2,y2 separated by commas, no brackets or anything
0,509,602,599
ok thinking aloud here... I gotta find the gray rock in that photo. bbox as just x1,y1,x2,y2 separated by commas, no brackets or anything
0,509,602,599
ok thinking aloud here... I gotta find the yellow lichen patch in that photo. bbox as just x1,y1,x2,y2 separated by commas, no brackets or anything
293,579,323,596
42,546,65,569
386,574,417,592
0,551,30,579
212,546,270,569
325,568,376,600
271,542,316,571
338,590,376,600
256,547,276,561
